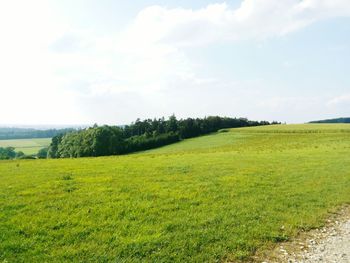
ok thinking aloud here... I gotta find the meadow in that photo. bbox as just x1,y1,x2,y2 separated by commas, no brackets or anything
0,124,350,262
0,138,51,155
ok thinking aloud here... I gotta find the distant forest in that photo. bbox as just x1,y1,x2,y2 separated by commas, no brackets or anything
310,117,350,124
0,128,74,140
48,115,279,158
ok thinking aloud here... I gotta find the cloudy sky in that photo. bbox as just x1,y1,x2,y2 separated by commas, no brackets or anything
0,0,349,125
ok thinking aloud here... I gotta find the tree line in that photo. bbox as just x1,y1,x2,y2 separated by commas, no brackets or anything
0,147,48,160
0,128,74,140
309,117,350,124
48,115,278,158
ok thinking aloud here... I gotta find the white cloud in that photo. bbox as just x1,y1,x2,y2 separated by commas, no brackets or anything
1,0,350,124
80,0,350,124
75,0,350,96
121,0,350,48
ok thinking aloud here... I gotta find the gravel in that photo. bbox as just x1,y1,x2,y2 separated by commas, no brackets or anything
261,206,350,263
294,219,350,262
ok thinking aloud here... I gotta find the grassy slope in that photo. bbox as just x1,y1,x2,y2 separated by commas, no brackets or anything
0,124,350,262
0,138,51,155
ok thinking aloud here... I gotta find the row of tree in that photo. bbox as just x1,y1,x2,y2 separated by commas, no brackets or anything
310,117,350,123
48,115,278,159
0,128,74,140
0,147,48,160
121,115,274,139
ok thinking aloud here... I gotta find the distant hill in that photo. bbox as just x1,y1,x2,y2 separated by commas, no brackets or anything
0,127,75,140
310,117,350,124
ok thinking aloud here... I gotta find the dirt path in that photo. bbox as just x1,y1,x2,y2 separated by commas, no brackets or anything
261,206,350,263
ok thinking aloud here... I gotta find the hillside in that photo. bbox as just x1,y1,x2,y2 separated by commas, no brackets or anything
309,117,350,123
1,124,350,262
0,138,51,155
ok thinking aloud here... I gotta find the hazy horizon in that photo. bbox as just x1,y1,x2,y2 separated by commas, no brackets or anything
1,0,349,125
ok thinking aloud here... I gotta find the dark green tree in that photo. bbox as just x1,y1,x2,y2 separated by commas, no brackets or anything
15,151,25,159
37,148,48,159
47,134,63,158
0,147,16,160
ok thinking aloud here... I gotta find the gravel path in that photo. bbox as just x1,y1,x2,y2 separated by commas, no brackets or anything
295,219,350,262
261,206,350,263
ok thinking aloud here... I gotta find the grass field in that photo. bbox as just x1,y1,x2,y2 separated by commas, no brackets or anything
0,138,51,155
1,124,350,262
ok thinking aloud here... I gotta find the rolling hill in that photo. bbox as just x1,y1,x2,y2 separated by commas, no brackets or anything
1,124,350,262
309,117,350,123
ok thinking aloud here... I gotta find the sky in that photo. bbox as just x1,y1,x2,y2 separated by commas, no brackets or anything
0,0,349,125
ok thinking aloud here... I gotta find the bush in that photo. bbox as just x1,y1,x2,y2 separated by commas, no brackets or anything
124,132,180,153
37,148,48,159
18,155,36,160
15,151,25,159
0,147,16,160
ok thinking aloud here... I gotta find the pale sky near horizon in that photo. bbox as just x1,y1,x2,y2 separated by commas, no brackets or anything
0,0,349,125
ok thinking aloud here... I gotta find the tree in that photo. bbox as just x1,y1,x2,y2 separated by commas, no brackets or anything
37,148,48,159
47,115,277,159
0,147,16,160
16,151,25,159
47,134,63,158
166,114,178,133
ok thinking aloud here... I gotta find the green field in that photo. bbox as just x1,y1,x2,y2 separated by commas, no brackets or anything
0,138,51,155
1,124,350,262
